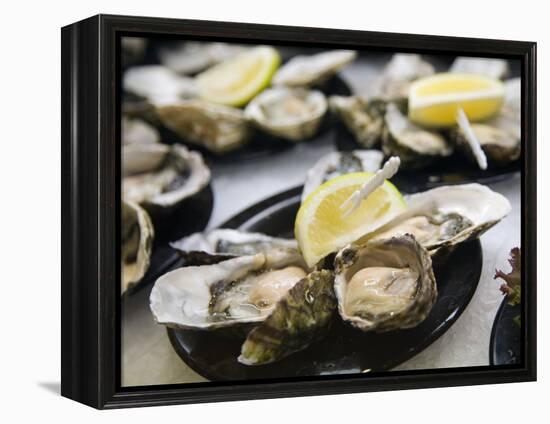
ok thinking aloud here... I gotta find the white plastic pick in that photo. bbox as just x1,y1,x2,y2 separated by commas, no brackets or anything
456,107,488,170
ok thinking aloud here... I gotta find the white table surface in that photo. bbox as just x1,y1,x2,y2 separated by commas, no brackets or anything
121,56,520,386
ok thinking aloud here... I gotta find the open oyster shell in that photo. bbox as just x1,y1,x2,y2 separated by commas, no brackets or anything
155,100,251,154
123,65,198,104
122,200,154,295
376,54,435,100
365,183,511,255
450,57,510,80
171,229,304,267
302,150,384,201
272,50,357,87
122,144,211,211
382,103,453,168
452,78,520,166
122,117,160,146
329,95,387,148
244,87,327,141
238,269,336,365
334,235,437,332
159,42,249,75
150,252,308,330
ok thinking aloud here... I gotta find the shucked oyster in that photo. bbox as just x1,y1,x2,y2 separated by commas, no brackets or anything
272,50,357,87
122,117,160,146
382,103,453,168
334,235,437,332
452,78,520,166
239,270,336,365
122,200,154,294
376,54,435,99
171,229,303,267
329,95,387,148
159,42,249,75
150,252,308,330
123,65,198,103
302,150,384,201
365,183,511,255
244,87,328,141
155,100,251,154
123,144,211,210
450,57,510,80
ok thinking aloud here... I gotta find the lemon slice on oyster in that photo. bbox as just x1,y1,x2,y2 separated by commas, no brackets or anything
408,73,505,127
295,172,407,268
196,46,280,107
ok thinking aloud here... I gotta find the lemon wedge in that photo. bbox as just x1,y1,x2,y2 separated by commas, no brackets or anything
408,73,505,127
295,173,407,267
196,46,280,107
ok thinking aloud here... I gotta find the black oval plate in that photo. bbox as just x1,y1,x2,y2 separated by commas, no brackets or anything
489,297,521,366
167,186,482,381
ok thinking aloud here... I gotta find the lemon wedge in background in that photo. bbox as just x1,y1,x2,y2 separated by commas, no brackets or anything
196,46,281,107
295,173,407,268
408,73,505,127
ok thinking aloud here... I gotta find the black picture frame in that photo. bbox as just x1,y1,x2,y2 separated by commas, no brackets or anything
61,14,537,409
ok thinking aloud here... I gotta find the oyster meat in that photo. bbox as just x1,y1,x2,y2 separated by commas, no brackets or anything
171,229,304,267
452,78,520,166
376,54,435,99
272,50,357,87
382,103,453,168
329,95,387,148
334,235,437,332
123,144,211,210
239,270,336,365
123,65,198,103
244,87,328,141
450,57,510,80
366,183,511,255
150,252,308,329
302,150,384,201
159,42,249,75
122,200,154,294
155,100,251,154
122,117,160,146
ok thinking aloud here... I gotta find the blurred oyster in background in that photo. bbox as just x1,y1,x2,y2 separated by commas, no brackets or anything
302,150,384,201
382,103,452,168
450,57,510,80
272,50,357,87
159,42,249,74
121,37,147,66
244,87,327,141
376,54,435,99
155,100,251,154
122,117,160,146
123,144,211,210
329,95,387,148
123,65,198,103
121,200,154,295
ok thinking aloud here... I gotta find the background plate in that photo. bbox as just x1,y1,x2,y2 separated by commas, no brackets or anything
167,186,483,381
489,296,521,366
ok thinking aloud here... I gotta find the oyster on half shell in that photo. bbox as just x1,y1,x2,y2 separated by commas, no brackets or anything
150,252,308,330
376,54,435,100
155,100,251,154
239,269,336,365
329,95,388,148
272,50,357,87
171,229,304,267
365,183,511,255
122,117,160,146
302,150,384,201
122,200,154,295
382,103,453,168
244,87,328,141
334,235,437,332
450,57,510,80
123,144,211,211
